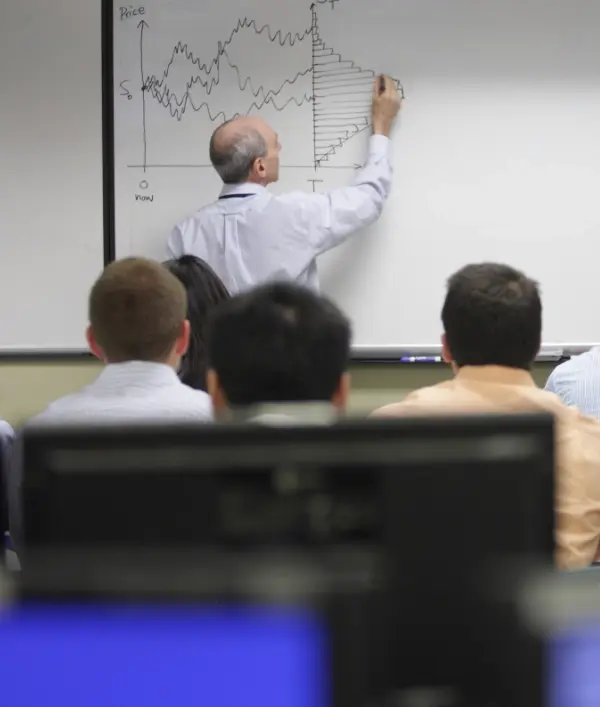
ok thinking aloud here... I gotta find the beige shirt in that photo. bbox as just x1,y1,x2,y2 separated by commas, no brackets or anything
372,365,600,570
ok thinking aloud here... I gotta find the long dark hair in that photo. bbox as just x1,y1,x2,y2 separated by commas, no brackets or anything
163,255,230,391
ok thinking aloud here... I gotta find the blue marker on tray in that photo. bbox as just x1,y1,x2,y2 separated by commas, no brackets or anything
399,356,442,363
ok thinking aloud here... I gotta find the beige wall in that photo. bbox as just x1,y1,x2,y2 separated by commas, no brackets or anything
0,360,557,428
0,360,100,427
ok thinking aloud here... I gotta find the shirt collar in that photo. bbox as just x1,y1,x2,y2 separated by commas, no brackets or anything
455,365,537,387
93,361,181,389
227,402,340,425
219,182,265,198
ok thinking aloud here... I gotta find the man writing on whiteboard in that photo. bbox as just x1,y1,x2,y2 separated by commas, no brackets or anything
166,76,401,293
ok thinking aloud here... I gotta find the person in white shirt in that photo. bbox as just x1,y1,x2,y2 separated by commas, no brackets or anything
205,281,352,424
30,257,213,425
167,76,402,293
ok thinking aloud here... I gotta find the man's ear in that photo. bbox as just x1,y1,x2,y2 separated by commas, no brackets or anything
441,333,459,375
86,326,105,361
175,320,191,356
207,368,228,417
441,333,452,364
253,157,267,179
331,372,351,412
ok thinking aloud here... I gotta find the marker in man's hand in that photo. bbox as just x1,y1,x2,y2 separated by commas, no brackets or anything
379,74,385,94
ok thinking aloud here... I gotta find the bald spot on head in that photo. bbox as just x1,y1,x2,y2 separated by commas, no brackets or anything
209,117,274,184
211,116,270,152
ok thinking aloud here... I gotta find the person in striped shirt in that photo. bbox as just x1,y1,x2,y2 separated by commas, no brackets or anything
545,348,600,420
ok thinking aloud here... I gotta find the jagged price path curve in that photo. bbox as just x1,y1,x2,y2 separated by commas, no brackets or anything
133,3,403,173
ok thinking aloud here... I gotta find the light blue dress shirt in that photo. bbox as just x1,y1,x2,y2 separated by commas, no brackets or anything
545,347,600,419
29,361,213,425
5,364,212,552
166,135,393,293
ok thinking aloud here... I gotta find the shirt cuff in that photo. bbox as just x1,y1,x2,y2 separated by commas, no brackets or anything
368,133,390,157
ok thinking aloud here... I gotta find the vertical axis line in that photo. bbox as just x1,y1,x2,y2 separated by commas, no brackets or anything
310,4,318,170
138,20,148,173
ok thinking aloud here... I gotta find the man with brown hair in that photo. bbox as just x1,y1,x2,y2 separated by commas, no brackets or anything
31,257,212,423
372,262,600,570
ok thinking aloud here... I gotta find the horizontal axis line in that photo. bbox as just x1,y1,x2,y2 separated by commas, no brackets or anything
126,164,358,170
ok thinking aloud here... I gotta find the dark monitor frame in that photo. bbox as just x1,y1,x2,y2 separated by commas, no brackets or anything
20,412,555,557
19,413,555,707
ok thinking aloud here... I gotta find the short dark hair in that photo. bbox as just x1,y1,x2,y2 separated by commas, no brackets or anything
89,257,186,363
441,263,542,370
209,120,267,184
163,256,230,391
207,282,352,405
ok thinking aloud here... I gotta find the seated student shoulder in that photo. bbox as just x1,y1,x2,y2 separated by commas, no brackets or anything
545,346,600,420
372,262,600,571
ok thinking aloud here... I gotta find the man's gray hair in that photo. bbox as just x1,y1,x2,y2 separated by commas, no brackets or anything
209,121,268,184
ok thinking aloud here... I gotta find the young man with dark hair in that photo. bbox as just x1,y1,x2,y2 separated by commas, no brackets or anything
31,257,212,423
441,262,542,370
206,282,352,422
373,262,600,570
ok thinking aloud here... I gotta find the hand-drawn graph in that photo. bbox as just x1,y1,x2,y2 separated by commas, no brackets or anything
142,21,313,123
310,5,403,167
129,2,402,173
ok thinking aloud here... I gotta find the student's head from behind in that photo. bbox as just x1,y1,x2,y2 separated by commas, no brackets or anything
441,262,542,371
87,257,189,368
209,116,281,186
206,282,352,414
163,255,230,391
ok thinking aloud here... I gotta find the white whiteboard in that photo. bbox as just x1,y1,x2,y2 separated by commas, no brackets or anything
0,0,105,352
112,0,600,354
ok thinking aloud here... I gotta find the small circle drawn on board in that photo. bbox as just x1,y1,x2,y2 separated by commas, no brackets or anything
139,180,149,190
